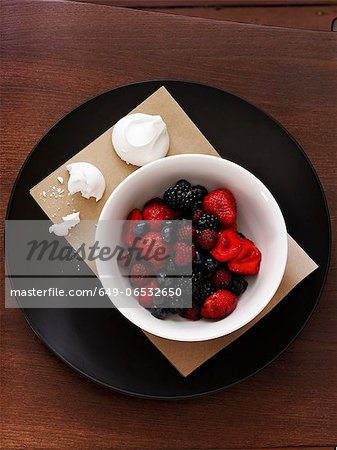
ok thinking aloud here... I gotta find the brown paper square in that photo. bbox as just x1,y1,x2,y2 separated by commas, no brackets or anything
30,87,318,377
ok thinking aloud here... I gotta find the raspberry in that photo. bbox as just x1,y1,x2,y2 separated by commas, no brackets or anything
191,208,203,223
180,302,201,321
129,263,149,287
174,242,194,266
195,228,218,250
212,267,232,289
178,222,193,242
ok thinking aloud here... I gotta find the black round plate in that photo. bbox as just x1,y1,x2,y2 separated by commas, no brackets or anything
6,81,330,399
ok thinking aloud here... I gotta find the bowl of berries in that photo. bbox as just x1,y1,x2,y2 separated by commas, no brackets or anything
96,154,287,341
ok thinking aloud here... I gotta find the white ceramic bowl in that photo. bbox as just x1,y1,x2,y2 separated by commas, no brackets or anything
96,154,287,342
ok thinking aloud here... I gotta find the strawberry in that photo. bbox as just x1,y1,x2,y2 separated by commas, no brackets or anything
144,197,163,207
143,202,179,222
143,201,179,230
228,238,261,275
211,267,232,289
129,262,149,287
122,208,143,247
136,231,170,268
138,280,158,308
174,242,194,266
180,303,201,321
195,228,218,250
210,230,242,262
201,290,238,319
203,189,237,227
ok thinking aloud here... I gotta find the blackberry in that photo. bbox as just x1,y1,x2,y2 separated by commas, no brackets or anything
196,213,220,230
192,269,203,293
190,185,208,206
157,272,172,287
176,276,192,307
193,281,215,305
176,179,191,190
192,249,205,269
163,180,193,211
166,257,177,275
161,222,176,243
202,256,218,273
133,221,149,237
228,275,248,296
150,307,169,320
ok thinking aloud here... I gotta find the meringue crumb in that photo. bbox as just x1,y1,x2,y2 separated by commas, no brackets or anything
57,176,64,184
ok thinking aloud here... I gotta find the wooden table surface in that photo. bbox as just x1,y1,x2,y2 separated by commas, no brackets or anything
1,1,337,448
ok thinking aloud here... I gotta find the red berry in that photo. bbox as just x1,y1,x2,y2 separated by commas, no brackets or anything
203,189,237,227
123,208,143,247
178,222,193,242
201,290,238,319
136,231,170,269
211,267,232,289
174,242,194,267
210,229,242,262
144,197,163,207
143,203,179,223
180,303,201,321
195,228,218,250
129,263,149,287
138,280,158,308
228,238,262,275
191,208,203,223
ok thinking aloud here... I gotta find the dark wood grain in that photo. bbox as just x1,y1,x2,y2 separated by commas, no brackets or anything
147,5,337,30
1,1,337,449
67,0,337,6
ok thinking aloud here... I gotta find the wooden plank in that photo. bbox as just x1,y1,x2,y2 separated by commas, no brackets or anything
2,1,337,449
148,5,337,31
65,0,337,6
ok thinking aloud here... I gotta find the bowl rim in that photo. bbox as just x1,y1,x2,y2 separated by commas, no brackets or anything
96,154,288,342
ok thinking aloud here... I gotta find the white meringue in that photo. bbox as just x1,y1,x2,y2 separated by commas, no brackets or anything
66,162,105,201
49,212,80,237
112,113,169,166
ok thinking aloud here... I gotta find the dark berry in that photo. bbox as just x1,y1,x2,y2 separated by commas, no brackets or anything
190,185,208,206
176,179,191,190
166,257,177,275
163,180,194,211
192,269,203,293
133,221,149,237
193,281,215,306
176,276,192,306
157,272,172,287
196,213,220,230
161,223,176,243
150,307,169,320
228,275,248,296
202,255,218,273
193,249,205,269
